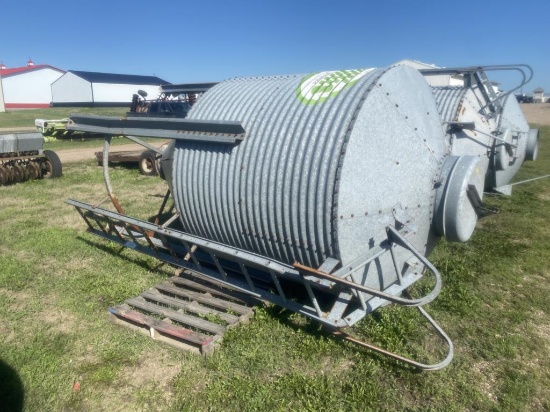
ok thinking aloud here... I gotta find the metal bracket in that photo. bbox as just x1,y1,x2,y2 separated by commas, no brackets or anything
467,184,499,217
445,121,476,133
445,122,518,149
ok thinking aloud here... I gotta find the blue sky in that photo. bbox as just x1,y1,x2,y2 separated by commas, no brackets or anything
1,0,549,93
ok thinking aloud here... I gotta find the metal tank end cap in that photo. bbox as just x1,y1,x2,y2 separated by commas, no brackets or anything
526,128,540,161
433,155,485,242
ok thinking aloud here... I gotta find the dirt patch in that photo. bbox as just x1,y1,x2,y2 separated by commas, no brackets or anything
472,360,498,403
0,127,36,133
57,143,161,164
38,308,79,335
520,103,550,126
90,351,181,411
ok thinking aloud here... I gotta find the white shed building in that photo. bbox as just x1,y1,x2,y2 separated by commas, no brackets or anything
533,87,544,103
0,61,65,108
51,71,170,107
0,72,5,112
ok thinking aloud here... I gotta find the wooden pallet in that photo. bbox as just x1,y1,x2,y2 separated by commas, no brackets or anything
109,269,259,356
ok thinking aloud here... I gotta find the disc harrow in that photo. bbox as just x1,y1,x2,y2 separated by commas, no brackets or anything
0,132,62,185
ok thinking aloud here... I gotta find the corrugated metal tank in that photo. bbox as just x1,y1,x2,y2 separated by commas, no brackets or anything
431,85,537,191
431,86,495,187
164,65,451,276
492,93,533,188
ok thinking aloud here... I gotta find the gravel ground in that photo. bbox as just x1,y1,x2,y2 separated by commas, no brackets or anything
519,103,550,126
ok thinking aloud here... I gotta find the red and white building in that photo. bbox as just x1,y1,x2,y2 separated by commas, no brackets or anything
0,60,65,108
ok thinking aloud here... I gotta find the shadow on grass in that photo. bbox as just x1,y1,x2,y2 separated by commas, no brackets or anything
77,236,171,275
75,234,425,372
259,303,423,373
0,359,24,412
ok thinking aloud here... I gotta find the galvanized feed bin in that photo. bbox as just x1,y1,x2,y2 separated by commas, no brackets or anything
64,63,538,368
432,86,538,192
426,66,539,194
431,86,494,175
492,93,539,188
160,64,483,290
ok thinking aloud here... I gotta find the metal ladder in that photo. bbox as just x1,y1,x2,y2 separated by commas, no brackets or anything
67,197,453,369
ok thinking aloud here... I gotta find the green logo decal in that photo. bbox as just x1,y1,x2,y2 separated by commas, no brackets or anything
296,68,373,105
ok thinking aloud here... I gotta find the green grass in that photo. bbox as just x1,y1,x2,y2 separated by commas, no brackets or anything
0,107,128,129
0,107,165,150
0,125,549,411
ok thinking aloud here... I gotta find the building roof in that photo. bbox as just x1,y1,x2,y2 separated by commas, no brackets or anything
0,64,65,77
533,87,544,93
68,70,170,85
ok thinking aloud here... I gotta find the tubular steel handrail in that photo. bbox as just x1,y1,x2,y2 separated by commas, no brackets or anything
420,64,533,94
420,64,533,114
332,303,454,371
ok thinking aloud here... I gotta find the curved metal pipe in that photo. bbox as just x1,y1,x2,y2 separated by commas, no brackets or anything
420,64,533,109
332,304,454,371
102,135,125,214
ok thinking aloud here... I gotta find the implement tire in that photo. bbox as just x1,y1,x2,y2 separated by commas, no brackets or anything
43,150,63,178
138,150,159,176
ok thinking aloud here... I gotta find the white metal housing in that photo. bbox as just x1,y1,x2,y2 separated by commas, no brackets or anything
51,71,169,107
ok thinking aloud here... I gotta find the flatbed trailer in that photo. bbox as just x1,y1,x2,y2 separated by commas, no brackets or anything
95,147,160,176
